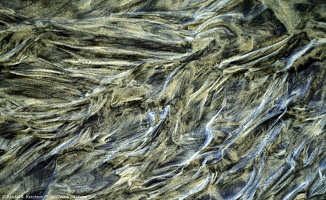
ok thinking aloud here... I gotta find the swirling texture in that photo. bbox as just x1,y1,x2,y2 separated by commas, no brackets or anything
0,0,325,199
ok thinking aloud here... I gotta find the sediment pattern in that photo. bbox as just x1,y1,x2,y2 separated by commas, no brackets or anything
0,0,325,199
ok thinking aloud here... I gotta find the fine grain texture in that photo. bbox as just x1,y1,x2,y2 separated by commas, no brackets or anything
0,0,325,199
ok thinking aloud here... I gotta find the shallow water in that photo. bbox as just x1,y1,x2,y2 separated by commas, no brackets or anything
0,0,325,199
